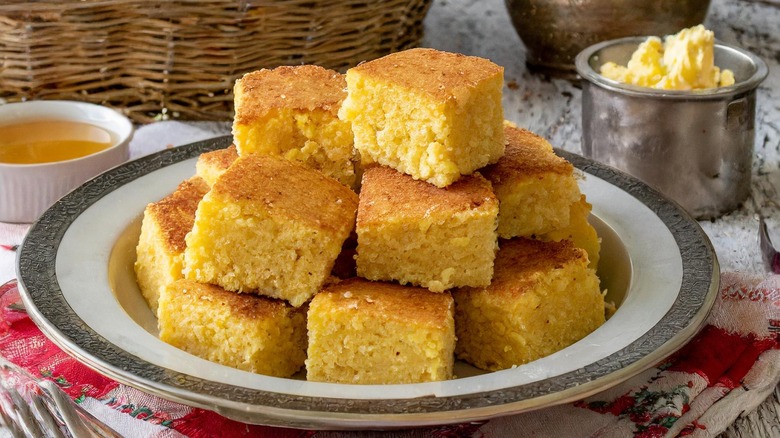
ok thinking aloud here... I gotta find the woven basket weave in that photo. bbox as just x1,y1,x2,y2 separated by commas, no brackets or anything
0,0,432,123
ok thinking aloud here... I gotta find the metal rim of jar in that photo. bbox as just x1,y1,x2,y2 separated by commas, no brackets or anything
574,36,768,99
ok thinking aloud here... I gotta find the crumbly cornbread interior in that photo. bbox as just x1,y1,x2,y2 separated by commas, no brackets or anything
305,278,455,384
453,238,605,372
539,195,601,269
195,144,238,187
233,65,358,189
356,165,498,292
183,154,358,307
339,48,505,188
134,176,209,315
483,126,582,238
158,279,307,377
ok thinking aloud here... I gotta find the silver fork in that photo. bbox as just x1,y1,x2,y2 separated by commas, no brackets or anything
0,279,123,438
0,376,64,438
0,359,123,438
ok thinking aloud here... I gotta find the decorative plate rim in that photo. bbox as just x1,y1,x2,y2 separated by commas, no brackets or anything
16,135,719,429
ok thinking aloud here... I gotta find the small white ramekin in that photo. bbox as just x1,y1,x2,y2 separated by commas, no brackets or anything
0,101,134,223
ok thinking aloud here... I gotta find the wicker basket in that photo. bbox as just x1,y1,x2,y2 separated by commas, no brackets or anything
0,0,432,123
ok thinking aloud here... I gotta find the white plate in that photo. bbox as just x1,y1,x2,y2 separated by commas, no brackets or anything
17,136,719,430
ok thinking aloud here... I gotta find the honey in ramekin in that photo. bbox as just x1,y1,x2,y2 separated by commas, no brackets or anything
0,120,114,164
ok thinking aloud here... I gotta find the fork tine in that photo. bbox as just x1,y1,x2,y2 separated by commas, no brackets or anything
0,403,26,438
0,385,26,438
30,392,67,438
7,386,46,438
40,380,106,438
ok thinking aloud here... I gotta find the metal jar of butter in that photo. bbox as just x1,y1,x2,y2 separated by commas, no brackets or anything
576,37,768,219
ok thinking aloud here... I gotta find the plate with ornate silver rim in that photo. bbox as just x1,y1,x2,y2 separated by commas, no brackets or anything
17,135,719,430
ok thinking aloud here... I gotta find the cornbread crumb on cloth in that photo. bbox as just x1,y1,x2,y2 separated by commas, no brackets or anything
306,278,455,384
184,154,358,307
340,48,505,188
134,176,209,315
454,238,605,372
356,165,499,292
158,279,307,377
232,65,358,189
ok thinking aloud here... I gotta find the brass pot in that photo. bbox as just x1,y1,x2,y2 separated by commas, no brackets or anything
505,0,711,75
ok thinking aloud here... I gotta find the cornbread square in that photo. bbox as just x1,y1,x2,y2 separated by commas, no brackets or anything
453,238,605,372
184,154,359,307
539,195,601,269
339,48,505,188
482,126,582,238
306,278,455,384
158,279,307,377
356,165,499,292
196,145,238,186
135,177,209,315
233,65,358,189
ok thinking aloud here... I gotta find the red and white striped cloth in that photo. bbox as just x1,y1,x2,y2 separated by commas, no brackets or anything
0,272,777,438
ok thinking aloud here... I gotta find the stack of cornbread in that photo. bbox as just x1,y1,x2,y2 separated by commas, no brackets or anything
134,48,606,384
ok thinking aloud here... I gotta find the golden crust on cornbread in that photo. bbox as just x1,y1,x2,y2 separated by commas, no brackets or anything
211,154,357,231
184,154,359,307
453,238,605,372
158,279,307,377
482,125,581,238
134,176,209,315
196,145,238,186
339,48,505,188
356,165,498,292
358,165,496,221
232,65,358,189
349,48,503,101
503,124,554,152
234,65,345,121
539,195,601,269
305,278,455,384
